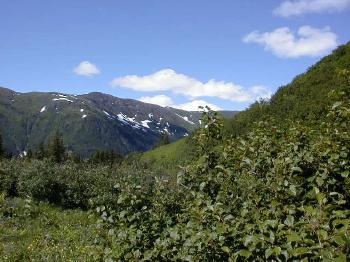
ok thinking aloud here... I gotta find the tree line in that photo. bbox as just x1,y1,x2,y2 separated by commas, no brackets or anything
0,130,124,165
0,130,170,164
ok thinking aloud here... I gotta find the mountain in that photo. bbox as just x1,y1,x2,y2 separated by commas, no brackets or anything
0,88,238,156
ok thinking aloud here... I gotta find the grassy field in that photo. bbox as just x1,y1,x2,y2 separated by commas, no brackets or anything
0,196,102,261
139,137,196,169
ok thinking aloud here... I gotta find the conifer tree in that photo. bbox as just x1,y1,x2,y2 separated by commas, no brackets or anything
50,131,65,163
0,132,5,158
158,133,170,147
36,142,46,159
27,148,33,159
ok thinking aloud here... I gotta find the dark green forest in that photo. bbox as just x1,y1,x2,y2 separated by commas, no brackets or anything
1,43,350,261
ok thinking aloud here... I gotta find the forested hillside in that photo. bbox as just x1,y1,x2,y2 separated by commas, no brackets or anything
1,43,350,260
0,87,238,157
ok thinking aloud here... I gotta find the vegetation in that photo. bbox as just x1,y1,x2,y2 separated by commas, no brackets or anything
156,133,170,147
89,150,123,165
0,132,4,158
227,43,350,136
0,196,100,261
0,43,350,260
49,131,66,163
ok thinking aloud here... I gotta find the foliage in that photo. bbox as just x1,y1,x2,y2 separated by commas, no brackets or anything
139,136,197,172
155,133,170,147
89,150,123,165
89,96,350,260
49,130,66,163
0,132,4,158
0,196,100,261
1,93,350,260
228,42,350,136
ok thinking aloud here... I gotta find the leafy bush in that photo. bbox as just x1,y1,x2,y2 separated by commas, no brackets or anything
91,95,350,260
0,160,150,209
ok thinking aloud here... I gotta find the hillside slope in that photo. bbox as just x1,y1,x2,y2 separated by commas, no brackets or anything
228,42,350,135
140,42,350,168
0,88,237,156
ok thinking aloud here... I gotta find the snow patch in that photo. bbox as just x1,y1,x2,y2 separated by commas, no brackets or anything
148,113,153,119
56,94,77,100
19,151,27,158
117,113,143,129
40,106,46,113
80,109,84,112
53,98,73,102
82,115,87,119
141,120,152,128
117,113,130,125
175,113,195,125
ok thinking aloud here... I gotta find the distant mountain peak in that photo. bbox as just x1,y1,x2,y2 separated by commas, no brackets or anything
0,87,238,156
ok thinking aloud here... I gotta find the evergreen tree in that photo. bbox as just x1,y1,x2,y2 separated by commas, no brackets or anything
89,150,123,165
49,131,65,163
0,132,5,158
156,133,170,147
27,148,33,159
36,142,47,160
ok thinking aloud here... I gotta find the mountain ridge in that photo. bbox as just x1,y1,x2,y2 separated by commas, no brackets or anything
0,87,238,156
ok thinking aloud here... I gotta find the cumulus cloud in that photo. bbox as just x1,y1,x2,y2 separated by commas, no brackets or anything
139,95,174,107
274,0,350,17
73,61,100,77
173,100,223,111
138,94,222,111
243,26,338,58
111,69,270,102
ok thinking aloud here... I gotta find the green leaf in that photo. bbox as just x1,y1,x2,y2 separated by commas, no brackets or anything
291,166,302,173
287,233,301,243
273,247,281,255
291,247,310,257
340,170,349,178
316,176,324,186
265,248,273,259
289,185,297,196
334,253,347,262
222,246,230,253
284,215,294,227
332,101,342,110
234,249,252,258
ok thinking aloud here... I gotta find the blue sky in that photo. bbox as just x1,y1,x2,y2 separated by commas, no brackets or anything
0,0,349,111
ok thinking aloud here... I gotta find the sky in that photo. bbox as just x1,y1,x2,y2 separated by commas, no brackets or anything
0,0,349,111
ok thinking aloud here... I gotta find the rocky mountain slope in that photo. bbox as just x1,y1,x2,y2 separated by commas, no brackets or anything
0,88,237,156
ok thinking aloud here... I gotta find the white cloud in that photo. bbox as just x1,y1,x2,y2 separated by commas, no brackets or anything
73,61,100,77
243,26,338,58
111,69,270,102
139,95,174,107
138,95,222,111
173,100,223,111
274,0,350,17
